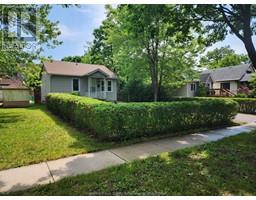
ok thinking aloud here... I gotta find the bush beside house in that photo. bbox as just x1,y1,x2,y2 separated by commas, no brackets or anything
46,93,238,141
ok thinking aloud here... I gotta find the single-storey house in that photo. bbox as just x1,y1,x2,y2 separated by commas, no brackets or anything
0,75,30,107
41,61,118,102
174,81,198,97
200,63,254,96
176,63,255,97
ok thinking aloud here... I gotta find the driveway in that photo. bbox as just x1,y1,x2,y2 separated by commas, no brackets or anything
234,113,256,124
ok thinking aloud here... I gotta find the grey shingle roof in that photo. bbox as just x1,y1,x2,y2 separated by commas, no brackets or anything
240,73,252,82
43,61,117,79
200,64,253,82
200,72,211,82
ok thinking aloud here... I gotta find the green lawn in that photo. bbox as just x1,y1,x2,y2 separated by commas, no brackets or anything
1,105,234,171
10,131,256,196
0,105,114,170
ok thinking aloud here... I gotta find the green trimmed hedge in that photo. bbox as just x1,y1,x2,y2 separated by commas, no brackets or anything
46,93,238,141
171,97,256,114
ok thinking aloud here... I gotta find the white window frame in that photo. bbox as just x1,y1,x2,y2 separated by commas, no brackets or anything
107,80,112,92
72,78,80,92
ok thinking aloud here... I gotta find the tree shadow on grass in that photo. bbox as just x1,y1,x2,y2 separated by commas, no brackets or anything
150,135,256,195
0,113,24,129
27,105,112,151
6,132,256,196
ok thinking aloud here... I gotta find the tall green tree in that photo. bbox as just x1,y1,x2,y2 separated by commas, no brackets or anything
184,5,256,67
106,5,204,101
0,5,62,75
200,46,249,69
61,56,82,63
17,63,42,90
83,6,114,69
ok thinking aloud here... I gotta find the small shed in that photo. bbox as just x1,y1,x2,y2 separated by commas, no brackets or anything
0,76,30,107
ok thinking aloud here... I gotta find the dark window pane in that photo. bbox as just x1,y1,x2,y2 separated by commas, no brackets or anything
107,80,112,91
73,79,79,91
101,80,104,91
191,84,195,91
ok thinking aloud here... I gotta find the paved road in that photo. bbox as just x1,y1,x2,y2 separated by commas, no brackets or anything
1,115,256,193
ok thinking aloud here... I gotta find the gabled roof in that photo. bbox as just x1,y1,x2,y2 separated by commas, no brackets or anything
43,61,117,79
240,73,252,82
200,64,254,82
0,76,27,89
200,72,211,82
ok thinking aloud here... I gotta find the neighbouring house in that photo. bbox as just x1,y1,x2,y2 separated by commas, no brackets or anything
200,63,254,96
174,81,199,97
0,75,30,107
175,63,255,97
41,61,118,102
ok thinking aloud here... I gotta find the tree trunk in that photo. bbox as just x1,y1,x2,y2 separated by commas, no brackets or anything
244,37,256,68
34,87,41,104
242,5,256,68
152,78,158,102
219,5,256,68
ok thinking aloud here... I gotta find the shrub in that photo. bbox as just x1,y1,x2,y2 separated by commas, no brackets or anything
234,93,248,98
195,83,208,97
118,80,153,102
71,91,80,96
170,96,256,114
237,86,250,96
47,93,238,141
117,79,173,102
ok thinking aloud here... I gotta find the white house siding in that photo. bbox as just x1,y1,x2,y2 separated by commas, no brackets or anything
174,83,196,97
50,76,74,93
41,72,51,102
90,71,106,79
186,83,196,97
212,82,220,89
50,76,89,95
174,85,187,97
230,81,238,94
41,73,117,102
106,79,117,101
213,81,238,94
80,77,88,96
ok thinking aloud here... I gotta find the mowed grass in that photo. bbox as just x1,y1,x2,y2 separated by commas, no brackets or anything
10,131,256,196
0,105,113,170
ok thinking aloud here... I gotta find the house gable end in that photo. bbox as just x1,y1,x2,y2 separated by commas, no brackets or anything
87,69,109,79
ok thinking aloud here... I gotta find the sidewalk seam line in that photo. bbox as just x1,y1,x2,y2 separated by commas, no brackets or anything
108,150,129,162
45,162,55,183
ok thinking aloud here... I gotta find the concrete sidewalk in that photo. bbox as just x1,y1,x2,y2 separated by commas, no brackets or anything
1,122,256,193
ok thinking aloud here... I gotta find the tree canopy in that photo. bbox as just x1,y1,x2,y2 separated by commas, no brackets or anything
200,46,249,69
183,4,256,67
0,5,62,76
61,56,83,63
84,5,205,101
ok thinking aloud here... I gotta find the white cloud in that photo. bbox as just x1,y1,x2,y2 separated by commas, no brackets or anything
77,8,92,14
78,5,106,27
58,24,81,40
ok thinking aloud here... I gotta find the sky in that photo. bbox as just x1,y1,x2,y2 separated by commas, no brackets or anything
43,4,256,60
43,5,107,60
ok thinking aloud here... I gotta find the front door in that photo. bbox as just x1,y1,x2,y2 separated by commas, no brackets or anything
90,78,105,99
